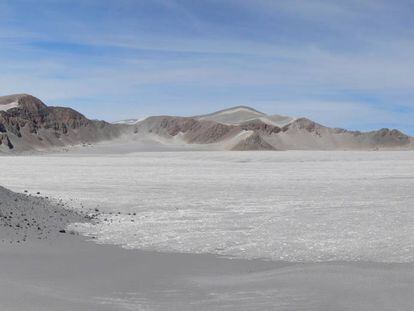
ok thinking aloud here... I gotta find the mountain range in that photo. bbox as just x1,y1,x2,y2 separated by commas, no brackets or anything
0,94,412,152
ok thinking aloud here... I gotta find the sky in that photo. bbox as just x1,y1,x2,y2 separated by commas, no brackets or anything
1,0,414,133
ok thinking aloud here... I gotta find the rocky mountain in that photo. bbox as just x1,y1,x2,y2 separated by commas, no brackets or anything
1,95,412,152
130,106,413,151
0,94,123,152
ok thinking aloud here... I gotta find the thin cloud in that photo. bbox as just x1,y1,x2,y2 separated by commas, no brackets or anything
1,1,414,133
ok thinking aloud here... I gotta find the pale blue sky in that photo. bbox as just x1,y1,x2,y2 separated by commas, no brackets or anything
1,0,414,132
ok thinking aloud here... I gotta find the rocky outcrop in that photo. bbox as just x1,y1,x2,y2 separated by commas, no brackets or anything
231,133,276,151
240,119,281,135
369,128,410,147
0,94,123,152
134,116,240,144
0,133,13,149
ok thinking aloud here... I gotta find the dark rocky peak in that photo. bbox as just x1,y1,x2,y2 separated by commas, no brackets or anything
239,119,282,135
16,94,47,112
0,94,46,113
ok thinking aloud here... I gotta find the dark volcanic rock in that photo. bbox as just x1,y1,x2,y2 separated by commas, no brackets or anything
0,133,14,149
240,119,281,135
